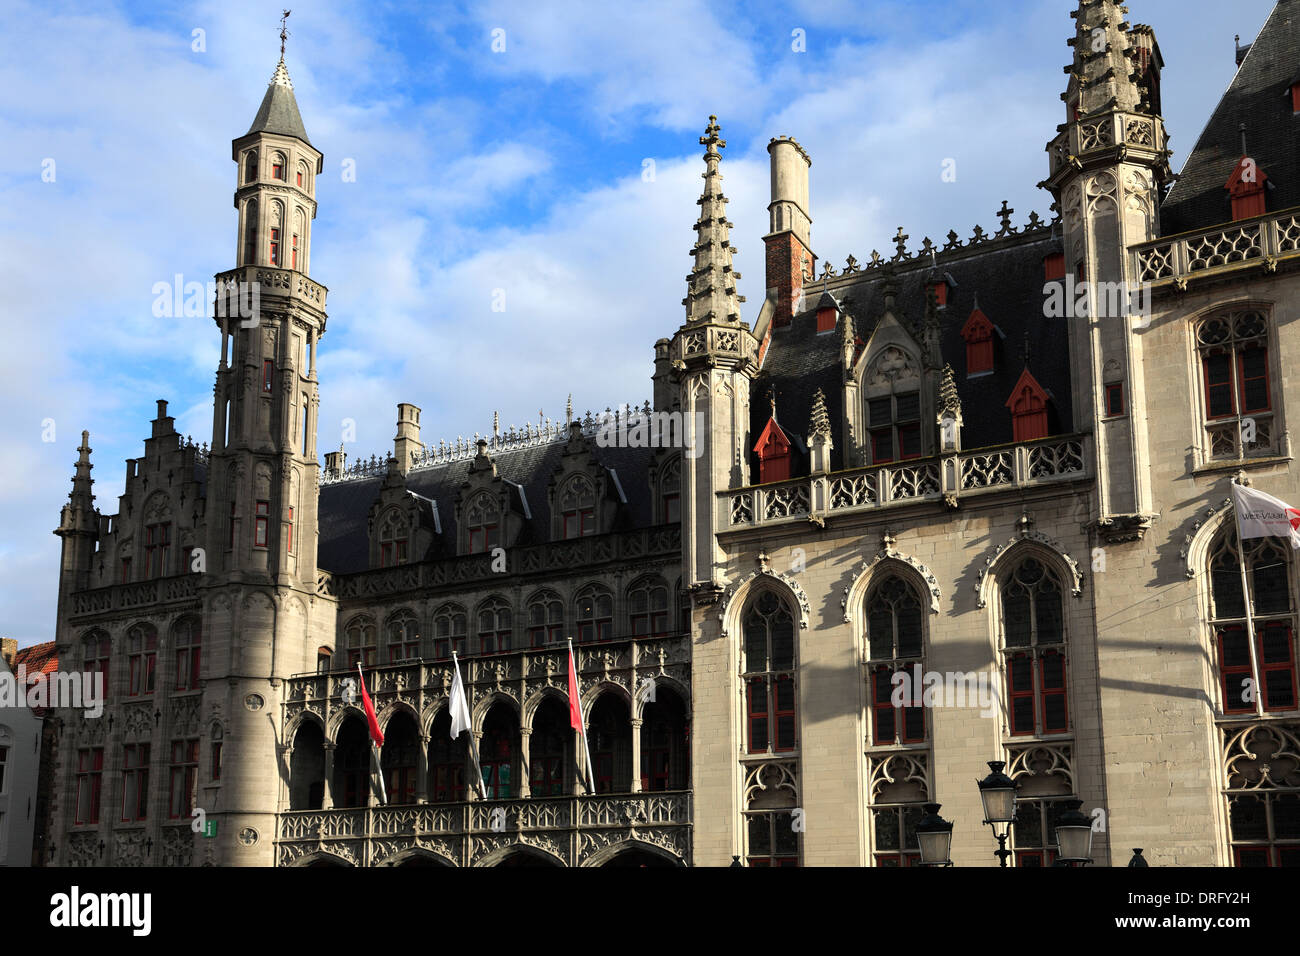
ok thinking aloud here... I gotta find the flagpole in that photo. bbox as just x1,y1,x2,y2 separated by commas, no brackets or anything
1231,479,1266,718
452,652,489,800
569,639,596,794
358,663,388,805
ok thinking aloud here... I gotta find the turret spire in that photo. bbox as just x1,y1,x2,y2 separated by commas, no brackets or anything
1066,0,1142,115
684,116,744,326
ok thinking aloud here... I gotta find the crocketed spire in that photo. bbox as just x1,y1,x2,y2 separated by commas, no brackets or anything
58,430,97,535
808,388,831,440
683,116,744,326
1066,0,1142,115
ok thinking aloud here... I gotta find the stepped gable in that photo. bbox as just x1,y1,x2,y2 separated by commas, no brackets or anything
317,433,658,574
1161,1,1300,235
752,226,1068,472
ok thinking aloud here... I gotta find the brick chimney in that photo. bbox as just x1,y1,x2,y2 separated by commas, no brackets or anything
1,639,16,669
764,136,815,328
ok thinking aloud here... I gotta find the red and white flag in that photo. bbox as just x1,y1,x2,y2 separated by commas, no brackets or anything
357,664,388,805
567,641,595,794
1232,483,1300,549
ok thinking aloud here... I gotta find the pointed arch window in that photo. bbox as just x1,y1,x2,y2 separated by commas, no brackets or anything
1208,527,1297,715
83,631,111,701
296,161,309,189
271,151,286,181
526,591,563,649
242,198,258,265
575,585,613,643
345,617,377,669
268,202,284,266
866,575,926,745
173,617,201,692
480,706,516,799
863,347,922,464
432,604,467,660
386,610,421,663
742,590,797,753
291,208,304,270
744,764,800,866
530,701,569,796
660,457,681,524
1196,311,1276,460
127,624,158,698
999,557,1068,737
629,577,670,638
378,510,410,567
243,149,258,184
427,712,465,802
559,475,597,539
466,494,500,554
477,598,512,655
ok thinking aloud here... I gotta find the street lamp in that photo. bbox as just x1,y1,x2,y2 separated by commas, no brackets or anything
914,803,954,867
977,760,1018,867
1128,848,1149,867
1054,799,1094,865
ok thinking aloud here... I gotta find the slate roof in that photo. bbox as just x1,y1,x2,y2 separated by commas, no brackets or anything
246,59,312,146
318,439,660,574
753,229,1069,474
1161,1,1300,235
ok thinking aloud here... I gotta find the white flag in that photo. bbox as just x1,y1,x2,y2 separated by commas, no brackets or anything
1232,483,1300,549
449,655,472,739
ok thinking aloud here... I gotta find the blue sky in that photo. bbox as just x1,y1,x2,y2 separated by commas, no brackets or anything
0,0,1277,645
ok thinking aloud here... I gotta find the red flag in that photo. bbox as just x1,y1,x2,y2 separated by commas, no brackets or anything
358,664,384,747
566,645,582,730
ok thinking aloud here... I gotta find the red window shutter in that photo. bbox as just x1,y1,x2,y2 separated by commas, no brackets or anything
1043,253,1066,282
927,281,948,306
816,307,836,332
1292,85,1300,113
1008,653,1035,735
967,339,994,375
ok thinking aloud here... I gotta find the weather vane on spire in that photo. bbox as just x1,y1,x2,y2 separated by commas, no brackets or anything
280,9,292,58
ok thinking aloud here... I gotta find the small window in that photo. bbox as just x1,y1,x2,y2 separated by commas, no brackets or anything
244,150,258,184
1104,383,1124,417
269,227,281,266
296,168,303,187
286,505,294,553
272,153,286,181
254,500,269,548
262,360,274,393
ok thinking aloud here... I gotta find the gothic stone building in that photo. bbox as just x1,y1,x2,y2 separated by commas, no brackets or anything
48,1,1300,867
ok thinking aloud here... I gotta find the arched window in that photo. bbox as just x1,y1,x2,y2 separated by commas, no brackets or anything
628,577,669,638
742,590,796,753
378,510,409,567
465,494,500,554
744,763,799,866
316,646,332,674
345,617,377,669
660,458,681,524
386,611,420,663
296,161,309,189
271,151,287,181
381,714,419,805
268,201,284,266
999,557,1068,737
427,711,465,802
866,575,925,745
477,598,512,655
83,631,111,700
641,687,688,791
526,591,563,649
530,698,570,796
242,198,258,265
126,623,158,697
1196,310,1276,460
559,475,596,539
243,149,258,184
432,604,467,660
1208,526,1297,715
863,346,922,464
575,586,612,643
588,694,631,793
173,617,201,692
480,705,516,799
291,207,304,270
334,717,369,807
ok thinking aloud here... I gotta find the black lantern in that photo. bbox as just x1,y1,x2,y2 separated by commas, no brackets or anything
729,855,743,868
915,803,954,867
1128,848,1149,867
976,760,1018,867
1054,799,1094,865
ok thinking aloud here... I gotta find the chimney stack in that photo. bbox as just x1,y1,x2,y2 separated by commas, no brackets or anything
764,136,814,329
1,639,16,670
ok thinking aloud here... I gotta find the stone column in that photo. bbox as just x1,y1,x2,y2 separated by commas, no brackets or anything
416,733,429,804
629,718,643,793
322,741,335,810
518,727,532,798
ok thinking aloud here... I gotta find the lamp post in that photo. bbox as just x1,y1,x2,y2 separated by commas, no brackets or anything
1128,848,1149,867
915,803,954,867
1054,799,1094,866
977,760,1018,867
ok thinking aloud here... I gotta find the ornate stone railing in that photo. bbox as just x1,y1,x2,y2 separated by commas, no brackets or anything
69,574,200,619
1133,207,1300,286
328,525,680,603
275,791,691,867
213,265,328,309
724,435,1090,530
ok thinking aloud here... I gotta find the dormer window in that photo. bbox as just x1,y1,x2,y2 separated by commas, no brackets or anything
1226,155,1268,222
466,494,500,553
1006,369,1050,442
559,476,596,539
379,510,410,566
961,307,996,376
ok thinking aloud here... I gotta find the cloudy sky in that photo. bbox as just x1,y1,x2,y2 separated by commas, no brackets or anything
0,0,1276,645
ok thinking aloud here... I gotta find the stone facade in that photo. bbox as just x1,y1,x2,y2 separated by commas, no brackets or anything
44,3,1300,867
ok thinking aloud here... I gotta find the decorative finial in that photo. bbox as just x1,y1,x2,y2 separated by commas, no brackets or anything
768,388,777,421
493,411,499,437
279,9,291,59
1239,123,1249,157
700,115,725,155
566,394,573,426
